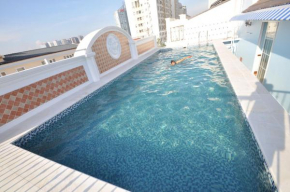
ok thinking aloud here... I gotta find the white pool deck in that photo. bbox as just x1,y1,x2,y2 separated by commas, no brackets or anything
214,40,290,191
0,42,289,191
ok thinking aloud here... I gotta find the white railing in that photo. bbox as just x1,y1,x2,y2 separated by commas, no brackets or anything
0,56,91,96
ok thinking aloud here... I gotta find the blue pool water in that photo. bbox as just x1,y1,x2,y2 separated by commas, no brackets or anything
15,46,274,191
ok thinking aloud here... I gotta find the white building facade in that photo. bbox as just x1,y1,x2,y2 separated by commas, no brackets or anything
165,0,258,47
232,2,290,114
125,0,185,43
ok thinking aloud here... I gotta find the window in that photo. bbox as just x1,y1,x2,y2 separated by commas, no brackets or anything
53,59,56,62
49,60,53,63
64,56,67,59
41,61,46,65
0,72,6,77
16,67,25,72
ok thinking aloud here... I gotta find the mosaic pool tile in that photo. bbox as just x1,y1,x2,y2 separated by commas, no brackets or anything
14,46,277,191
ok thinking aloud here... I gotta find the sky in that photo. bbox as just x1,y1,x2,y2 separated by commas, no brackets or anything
0,0,208,55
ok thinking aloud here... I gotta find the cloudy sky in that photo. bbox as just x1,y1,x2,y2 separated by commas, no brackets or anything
0,0,208,55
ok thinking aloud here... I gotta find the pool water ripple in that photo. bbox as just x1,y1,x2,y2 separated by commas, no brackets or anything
15,46,275,192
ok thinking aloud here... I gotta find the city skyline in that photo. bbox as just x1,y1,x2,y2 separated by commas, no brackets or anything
0,0,208,55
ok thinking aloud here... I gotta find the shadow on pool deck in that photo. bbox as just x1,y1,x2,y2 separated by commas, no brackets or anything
234,76,290,191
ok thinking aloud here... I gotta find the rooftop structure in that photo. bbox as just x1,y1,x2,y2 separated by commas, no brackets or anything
243,0,290,12
0,44,77,65
0,44,77,76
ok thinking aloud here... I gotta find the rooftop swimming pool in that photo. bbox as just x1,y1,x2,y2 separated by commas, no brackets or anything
14,46,275,191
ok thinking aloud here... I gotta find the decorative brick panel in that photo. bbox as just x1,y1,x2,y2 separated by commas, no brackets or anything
92,31,131,74
0,66,88,126
137,40,155,55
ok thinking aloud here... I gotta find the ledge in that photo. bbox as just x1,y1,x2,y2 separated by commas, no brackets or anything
213,40,290,192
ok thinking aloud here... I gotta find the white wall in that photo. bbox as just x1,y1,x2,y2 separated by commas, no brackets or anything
263,21,290,113
234,19,290,114
165,0,259,47
235,21,262,70
166,0,237,47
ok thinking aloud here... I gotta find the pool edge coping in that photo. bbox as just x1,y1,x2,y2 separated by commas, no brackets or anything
213,40,290,192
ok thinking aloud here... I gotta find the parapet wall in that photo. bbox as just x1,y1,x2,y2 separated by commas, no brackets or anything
136,38,156,55
92,31,131,74
0,26,157,129
0,66,88,126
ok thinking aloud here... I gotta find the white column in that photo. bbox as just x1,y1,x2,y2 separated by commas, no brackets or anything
83,52,100,82
129,41,138,60
165,18,172,44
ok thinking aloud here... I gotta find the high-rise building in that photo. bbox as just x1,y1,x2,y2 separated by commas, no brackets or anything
114,4,131,35
125,0,174,43
171,0,187,19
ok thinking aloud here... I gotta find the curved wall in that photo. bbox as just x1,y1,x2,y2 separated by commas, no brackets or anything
92,31,132,74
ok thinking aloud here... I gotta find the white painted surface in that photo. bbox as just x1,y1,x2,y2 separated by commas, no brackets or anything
0,56,87,95
166,0,258,47
214,40,290,192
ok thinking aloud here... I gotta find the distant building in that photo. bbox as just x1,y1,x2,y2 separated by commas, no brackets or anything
114,4,131,35
125,0,174,43
53,40,62,46
67,39,72,44
40,42,50,48
78,35,84,41
61,39,70,45
0,44,77,76
44,42,50,48
171,0,187,19
48,42,55,47
70,37,80,44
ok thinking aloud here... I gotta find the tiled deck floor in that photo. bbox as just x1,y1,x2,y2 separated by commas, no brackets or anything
0,140,126,192
213,40,290,192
